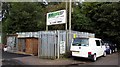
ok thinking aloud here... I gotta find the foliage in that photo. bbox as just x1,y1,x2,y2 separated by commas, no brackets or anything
2,2,120,47
81,2,120,46
72,13,93,32
2,2,45,34
2,2,67,33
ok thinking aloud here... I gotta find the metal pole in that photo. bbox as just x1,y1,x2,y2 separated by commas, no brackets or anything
65,0,68,52
68,0,72,51
55,31,56,59
46,25,48,31
57,30,60,59
46,12,48,31
69,0,72,32
66,0,68,31
38,34,40,58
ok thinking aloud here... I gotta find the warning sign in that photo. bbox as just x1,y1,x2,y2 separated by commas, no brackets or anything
60,41,66,54
73,34,76,38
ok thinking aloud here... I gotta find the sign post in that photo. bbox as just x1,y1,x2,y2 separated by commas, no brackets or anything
46,10,67,59
46,25,48,31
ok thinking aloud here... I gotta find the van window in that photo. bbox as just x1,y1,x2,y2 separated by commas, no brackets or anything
101,41,104,46
95,40,100,46
72,38,89,46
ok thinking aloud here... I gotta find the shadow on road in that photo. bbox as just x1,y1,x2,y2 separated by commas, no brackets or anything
71,56,91,62
2,50,31,59
2,59,24,65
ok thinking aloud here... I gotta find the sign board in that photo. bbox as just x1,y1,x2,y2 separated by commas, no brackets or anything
47,10,66,25
60,41,66,54
73,34,77,38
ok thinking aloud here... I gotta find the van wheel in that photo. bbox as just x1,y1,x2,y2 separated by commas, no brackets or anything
109,49,112,54
103,51,106,57
113,50,115,53
92,55,96,62
115,48,117,52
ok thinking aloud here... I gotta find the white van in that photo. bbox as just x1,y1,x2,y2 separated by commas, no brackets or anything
70,38,106,61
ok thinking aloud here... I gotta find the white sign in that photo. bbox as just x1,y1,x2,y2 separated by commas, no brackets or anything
47,10,66,25
60,41,66,54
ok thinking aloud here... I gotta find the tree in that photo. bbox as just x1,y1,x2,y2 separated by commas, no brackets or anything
81,2,120,47
2,2,45,34
72,3,94,32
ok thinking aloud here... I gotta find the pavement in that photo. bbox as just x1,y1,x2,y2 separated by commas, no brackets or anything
12,56,86,65
3,52,119,65
0,44,85,66
0,59,1,65
2,51,86,65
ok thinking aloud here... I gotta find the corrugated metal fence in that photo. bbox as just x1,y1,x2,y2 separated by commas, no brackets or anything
38,31,57,59
37,30,95,59
7,30,95,59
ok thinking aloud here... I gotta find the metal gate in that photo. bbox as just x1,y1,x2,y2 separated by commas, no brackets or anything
38,31,57,59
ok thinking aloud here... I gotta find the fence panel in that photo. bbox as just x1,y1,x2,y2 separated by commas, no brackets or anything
38,31,57,59
38,30,95,59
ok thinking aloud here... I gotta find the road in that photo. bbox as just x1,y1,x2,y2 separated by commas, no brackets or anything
1,50,30,66
1,49,119,66
70,53,118,65
67,53,119,67
86,53,118,65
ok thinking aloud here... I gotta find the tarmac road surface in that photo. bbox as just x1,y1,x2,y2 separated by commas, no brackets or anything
70,52,118,65
1,49,119,67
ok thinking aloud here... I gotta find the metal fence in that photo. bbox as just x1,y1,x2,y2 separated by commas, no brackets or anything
38,31,57,59
37,30,95,59
7,30,95,59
